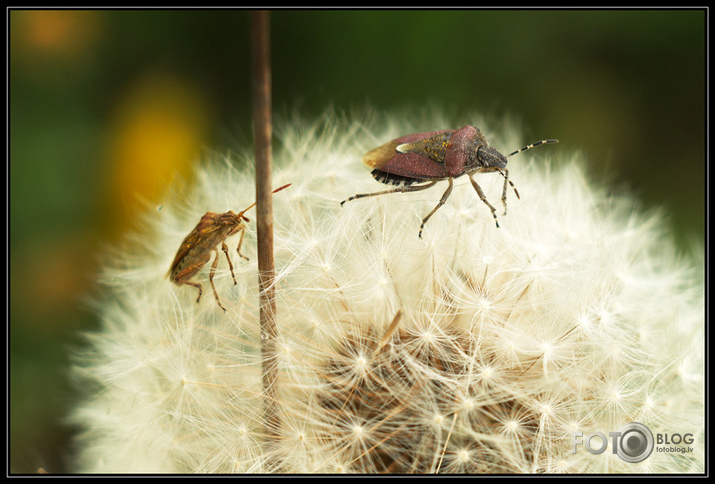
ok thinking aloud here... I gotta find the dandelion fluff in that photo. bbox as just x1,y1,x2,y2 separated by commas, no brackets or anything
71,112,704,473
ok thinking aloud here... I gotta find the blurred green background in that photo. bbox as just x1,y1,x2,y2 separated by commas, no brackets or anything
9,9,705,473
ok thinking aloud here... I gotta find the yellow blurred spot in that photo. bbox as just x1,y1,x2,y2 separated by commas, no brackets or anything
105,74,211,234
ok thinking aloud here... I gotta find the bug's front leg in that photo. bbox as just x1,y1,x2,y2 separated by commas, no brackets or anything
209,249,227,312
498,168,520,215
501,169,508,215
236,228,248,261
469,173,500,228
222,241,237,285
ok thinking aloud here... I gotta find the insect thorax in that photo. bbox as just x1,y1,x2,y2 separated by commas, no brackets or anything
396,132,453,164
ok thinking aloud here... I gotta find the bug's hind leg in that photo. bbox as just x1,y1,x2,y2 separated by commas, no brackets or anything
186,282,203,303
469,173,500,228
209,250,227,312
418,178,454,238
340,180,438,205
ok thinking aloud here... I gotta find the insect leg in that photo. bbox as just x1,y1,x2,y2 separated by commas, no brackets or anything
340,181,438,205
496,168,520,215
209,249,227,312
222,241,237,285
469,173,500,228
418,178,454,238
171,248,211,304
236,228,249,261
187,282,203,303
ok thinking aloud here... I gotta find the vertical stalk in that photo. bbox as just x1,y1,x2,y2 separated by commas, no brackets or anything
251,10,280,443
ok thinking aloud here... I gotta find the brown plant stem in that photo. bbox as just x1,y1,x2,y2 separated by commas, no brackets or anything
251,9,281,443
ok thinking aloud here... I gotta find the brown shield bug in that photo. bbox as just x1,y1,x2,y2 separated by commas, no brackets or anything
168,183,291,311
341,126,558,237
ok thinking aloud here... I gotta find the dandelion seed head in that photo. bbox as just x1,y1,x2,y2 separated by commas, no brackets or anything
479,296,492,312
554,459,570,472
71,111,703,474
540,342,553,357
456,448,470,463
355,354,369,370
420,329,436,344
459,396,476,412
504,419,519,433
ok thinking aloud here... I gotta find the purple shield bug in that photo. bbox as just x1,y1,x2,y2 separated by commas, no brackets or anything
341,125,558,237
168,183,291,311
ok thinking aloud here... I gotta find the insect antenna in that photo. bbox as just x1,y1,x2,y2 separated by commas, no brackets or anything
500,139,557,207
507,139,559,158
237,183,292,219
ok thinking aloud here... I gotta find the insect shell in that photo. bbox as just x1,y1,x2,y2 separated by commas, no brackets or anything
341,125,558,238
168,183,291,312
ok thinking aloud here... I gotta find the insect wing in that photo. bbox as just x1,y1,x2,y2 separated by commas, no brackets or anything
363,129,454,181
377,152,449,179
363,140,401,170
393,129,454,146
168,213,223,279
363,130,452,169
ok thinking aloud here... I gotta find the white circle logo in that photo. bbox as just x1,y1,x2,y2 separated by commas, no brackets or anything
616,422,654,463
